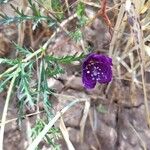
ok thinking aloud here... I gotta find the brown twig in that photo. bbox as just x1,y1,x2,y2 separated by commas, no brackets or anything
98,0,113,36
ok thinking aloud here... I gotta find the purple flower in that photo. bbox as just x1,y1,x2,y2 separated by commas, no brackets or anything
82,53,113,89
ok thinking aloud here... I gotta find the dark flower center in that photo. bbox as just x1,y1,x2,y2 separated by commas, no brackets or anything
85,60,106,81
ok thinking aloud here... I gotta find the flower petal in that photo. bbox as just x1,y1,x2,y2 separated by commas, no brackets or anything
82,53,113,89
97,65,112,83
92,54,112,66
82,76,96,89
82,70,96,89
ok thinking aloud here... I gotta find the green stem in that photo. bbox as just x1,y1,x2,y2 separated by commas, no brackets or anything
0,47,43,79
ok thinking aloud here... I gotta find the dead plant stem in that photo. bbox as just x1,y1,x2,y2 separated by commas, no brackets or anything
0,69,18,150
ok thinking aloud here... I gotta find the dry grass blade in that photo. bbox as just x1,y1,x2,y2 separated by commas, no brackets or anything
0,111,45,126
0,69,18,150
79,98,90,143
125,0,150,126
89,108,102,149
26,117,33,147
65,0,71,15
129,123,147,150
129,52,137,105
60,117,75,150
109,0,125,56
27,98,86,150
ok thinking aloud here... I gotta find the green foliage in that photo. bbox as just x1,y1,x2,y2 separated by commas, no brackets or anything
0,0,64,30
16,61,35,126
0,9,49,25
78,15,88,27
0,0,87,148
17,62,35,108
97,104,108,114
0,0,10,4
0,75,12,93
76,1,85,17
76,1,88,27
38,0,51,9
0,44,85,121
69,29,83,42
46,61,64,77
0,58,19,65
51,0,64,20
68,1,88,43
28,0,40,17
38,59,54,118
45,53,85,64
0,0,55,27
0,58,21,92
14,43,32,56
32,119,61,150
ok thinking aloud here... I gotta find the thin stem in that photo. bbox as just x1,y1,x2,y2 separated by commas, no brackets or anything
0,111,45,126
36,60,43,119
0,69,18,150
129,123,147,150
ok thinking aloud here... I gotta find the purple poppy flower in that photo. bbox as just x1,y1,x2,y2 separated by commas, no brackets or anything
82,53,113,89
